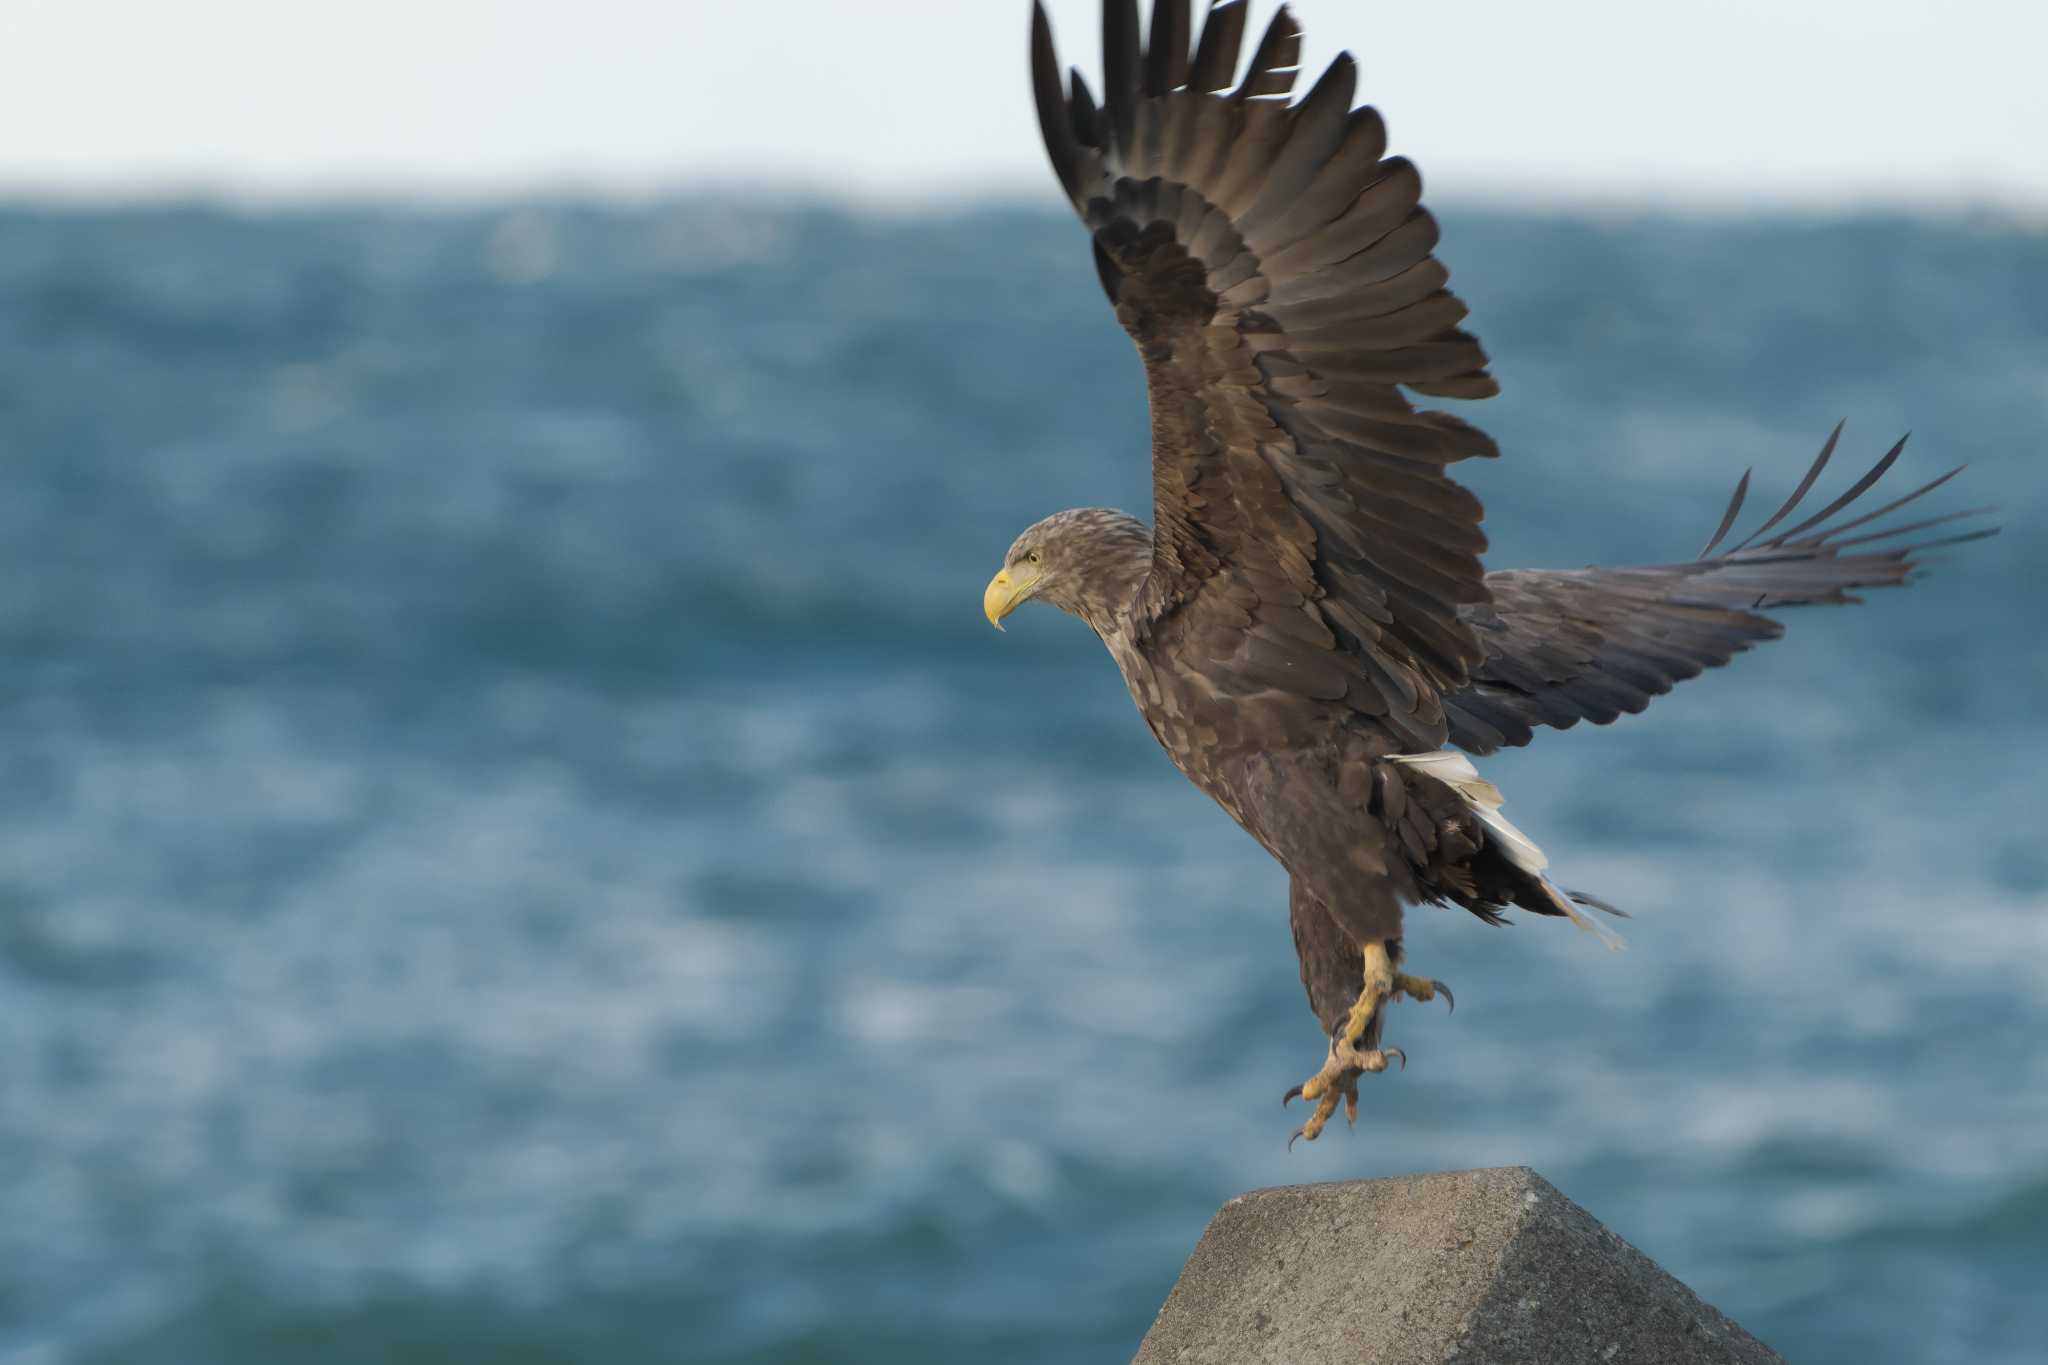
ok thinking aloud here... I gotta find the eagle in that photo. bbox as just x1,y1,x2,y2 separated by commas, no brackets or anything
983,0,1993,1144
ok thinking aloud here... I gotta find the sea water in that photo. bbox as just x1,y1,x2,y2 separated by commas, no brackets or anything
0,200,2042,1363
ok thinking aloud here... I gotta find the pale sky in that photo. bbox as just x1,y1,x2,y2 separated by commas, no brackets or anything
1,0,2043,210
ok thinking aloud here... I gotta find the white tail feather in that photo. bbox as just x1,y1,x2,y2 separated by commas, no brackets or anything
1391,751,1625,950
1469,803,1549,877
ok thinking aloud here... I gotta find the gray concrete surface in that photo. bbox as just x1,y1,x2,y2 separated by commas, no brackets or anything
1133,1166,1784,1364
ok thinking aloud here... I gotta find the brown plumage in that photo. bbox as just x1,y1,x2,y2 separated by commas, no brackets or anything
986,1,1995,1143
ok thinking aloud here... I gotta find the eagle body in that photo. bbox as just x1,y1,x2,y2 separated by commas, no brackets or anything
983,1,1992,1140
1027,506,1602,1027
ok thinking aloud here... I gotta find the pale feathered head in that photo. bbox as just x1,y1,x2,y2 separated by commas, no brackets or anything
983,508,1152,634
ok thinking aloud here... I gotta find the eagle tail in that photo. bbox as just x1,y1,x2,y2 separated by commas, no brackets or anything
1389,751,1627,949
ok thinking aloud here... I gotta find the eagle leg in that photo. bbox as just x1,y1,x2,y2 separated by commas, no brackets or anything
1337,940,1397,1047
1283,942,1451,1144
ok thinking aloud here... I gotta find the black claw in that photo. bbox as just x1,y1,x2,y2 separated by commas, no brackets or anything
1282,1084,1304,1108
1435,979,1455,1014
1287,1128,1305,1152
1385,1047,1407,1072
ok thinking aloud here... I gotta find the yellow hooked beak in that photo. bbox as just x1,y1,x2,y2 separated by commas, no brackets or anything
983,564,1041,630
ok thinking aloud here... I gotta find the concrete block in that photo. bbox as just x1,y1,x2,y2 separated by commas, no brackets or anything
1133,1167,1783,1364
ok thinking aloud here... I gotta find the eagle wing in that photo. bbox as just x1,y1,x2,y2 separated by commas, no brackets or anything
1444,428,1997,754
1034,1,1500,749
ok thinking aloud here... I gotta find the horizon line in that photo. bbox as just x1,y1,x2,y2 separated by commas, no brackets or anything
2,175,2045,227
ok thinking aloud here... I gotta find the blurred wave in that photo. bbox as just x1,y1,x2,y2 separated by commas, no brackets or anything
0,200,2042,1364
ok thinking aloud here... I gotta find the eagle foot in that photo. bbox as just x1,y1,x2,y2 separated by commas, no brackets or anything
1283,944,1450,1145
1283,1036,1406,1146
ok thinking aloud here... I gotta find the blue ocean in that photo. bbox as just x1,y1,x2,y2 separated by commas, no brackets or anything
0,199,2042,1364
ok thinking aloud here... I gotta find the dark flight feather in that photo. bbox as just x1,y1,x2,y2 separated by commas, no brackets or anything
1235,6,1303,100
1805,465,1965,545
1145,0,1191,96
1697,468,1752,558
1031,8,1082,201
1101,0,1141,162
1726,419,1842,553
1189,0,1247,92
1444,430,1995,754
1765,432,1910,544
1235,55,1358,236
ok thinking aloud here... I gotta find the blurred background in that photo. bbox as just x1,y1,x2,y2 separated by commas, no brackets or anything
1,2,2044,1363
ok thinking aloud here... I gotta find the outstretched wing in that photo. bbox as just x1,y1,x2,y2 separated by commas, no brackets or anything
1444,428,1997,755
1033,1,1500,749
